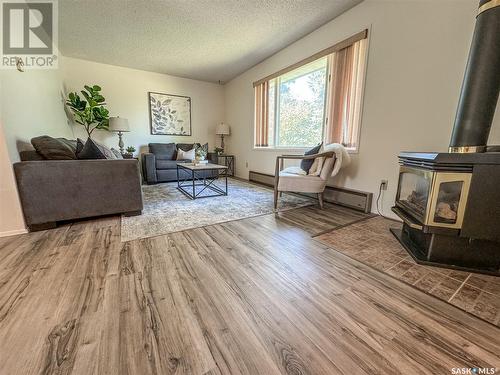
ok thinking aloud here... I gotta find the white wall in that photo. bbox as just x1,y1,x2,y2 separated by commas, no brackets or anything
0,65,72,235
0,122,26,236
61,57,225,154
0,68,73,163
224,0,500,218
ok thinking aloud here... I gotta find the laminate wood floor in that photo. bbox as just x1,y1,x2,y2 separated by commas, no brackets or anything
0,210,499,374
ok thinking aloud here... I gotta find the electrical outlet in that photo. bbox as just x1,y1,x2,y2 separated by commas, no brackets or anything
380,179,388,190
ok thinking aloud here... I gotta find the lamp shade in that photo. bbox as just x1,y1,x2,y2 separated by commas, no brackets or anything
216,122,230,135
109,117,130,132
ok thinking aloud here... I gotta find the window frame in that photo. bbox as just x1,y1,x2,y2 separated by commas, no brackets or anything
253,29,369,153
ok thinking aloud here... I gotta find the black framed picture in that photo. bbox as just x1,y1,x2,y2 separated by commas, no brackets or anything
148,92,192,135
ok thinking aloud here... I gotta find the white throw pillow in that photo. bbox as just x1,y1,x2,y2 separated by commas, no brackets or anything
281,166,307,175
308,157,325,176
308,144,325,176
177,147,195,160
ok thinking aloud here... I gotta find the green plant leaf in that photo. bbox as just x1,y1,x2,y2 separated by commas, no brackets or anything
65,84,109,135
81,90,91,102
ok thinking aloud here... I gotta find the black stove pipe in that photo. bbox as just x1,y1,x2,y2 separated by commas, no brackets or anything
449,0,500,153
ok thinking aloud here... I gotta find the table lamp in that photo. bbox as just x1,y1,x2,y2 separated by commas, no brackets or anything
216,122,230,150
109,117,130,154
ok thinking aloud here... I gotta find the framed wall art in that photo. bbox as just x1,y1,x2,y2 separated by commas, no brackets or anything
148,92,192,135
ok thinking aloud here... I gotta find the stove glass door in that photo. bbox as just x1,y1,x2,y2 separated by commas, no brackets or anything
428,172,471,229
396,167,434,223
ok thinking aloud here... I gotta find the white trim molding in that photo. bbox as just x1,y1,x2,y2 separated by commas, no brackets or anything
0,228,28,238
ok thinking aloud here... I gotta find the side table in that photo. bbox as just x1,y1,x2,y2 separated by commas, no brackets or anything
209,154,235,176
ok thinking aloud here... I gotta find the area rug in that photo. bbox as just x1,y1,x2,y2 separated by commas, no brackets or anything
315,216,500,326
121,178,314,242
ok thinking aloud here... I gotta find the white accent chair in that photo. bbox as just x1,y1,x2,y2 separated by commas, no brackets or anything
274,151,336,209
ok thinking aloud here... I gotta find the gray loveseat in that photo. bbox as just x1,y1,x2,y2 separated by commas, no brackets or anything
142,142,215,184
14,151,143,231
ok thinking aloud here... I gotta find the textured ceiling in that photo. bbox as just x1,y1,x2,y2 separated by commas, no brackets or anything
59,0,363,83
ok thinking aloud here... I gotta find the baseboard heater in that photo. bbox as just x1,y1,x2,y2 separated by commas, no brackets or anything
249,171,373,213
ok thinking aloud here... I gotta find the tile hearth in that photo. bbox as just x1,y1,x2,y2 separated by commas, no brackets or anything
315,216,500,326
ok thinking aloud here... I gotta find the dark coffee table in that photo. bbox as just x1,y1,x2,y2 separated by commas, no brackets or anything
177,163,228,199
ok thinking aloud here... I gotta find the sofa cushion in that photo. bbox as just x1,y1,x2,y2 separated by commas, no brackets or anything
278,172,326,193
300,143,322,173
156,159,190,170
149,143,176,160
156,160,179,170
31,136,77,160
77,138,116,160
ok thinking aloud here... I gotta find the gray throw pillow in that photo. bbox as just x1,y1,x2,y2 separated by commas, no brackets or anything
58,138,77,154
77,138,116,160
111,148,123,159
31,135,77,160
76,138,85,155
300,143,322,173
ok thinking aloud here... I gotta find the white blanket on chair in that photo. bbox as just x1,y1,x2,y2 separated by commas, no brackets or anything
323,143,350,177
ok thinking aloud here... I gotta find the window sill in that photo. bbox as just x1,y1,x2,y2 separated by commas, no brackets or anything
252,147,311,153
253,146,359,154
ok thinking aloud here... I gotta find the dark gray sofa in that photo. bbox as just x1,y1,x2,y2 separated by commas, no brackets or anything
14,157,143,231
142,142,215,184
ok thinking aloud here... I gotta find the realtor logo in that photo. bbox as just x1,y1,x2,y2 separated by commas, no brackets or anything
1,0,58,69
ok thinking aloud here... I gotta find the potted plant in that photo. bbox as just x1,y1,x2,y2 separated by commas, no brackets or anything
123,146,136,159
66,85,109,138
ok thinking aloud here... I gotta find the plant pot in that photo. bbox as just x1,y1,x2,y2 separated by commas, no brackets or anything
123,153,133,159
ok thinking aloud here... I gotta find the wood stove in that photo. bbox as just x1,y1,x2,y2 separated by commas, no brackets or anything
391,0,500,275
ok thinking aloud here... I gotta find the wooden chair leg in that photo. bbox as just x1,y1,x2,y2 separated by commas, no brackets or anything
318,192,324,209
279,192,283,197
274,188,279,210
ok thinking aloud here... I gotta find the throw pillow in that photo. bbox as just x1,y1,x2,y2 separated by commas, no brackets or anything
176,147,195,161
300,143,322,173
195,142,209,160
111,148,123,159
76,138,85,155
31,136,77,160
308,157,325,176
77,138,116,160
177,143,198,152
281,166,307,175
58,138,77,154
94,140,116,159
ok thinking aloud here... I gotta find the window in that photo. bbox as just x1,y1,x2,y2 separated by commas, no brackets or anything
254,30,368,150
269,58,327,147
